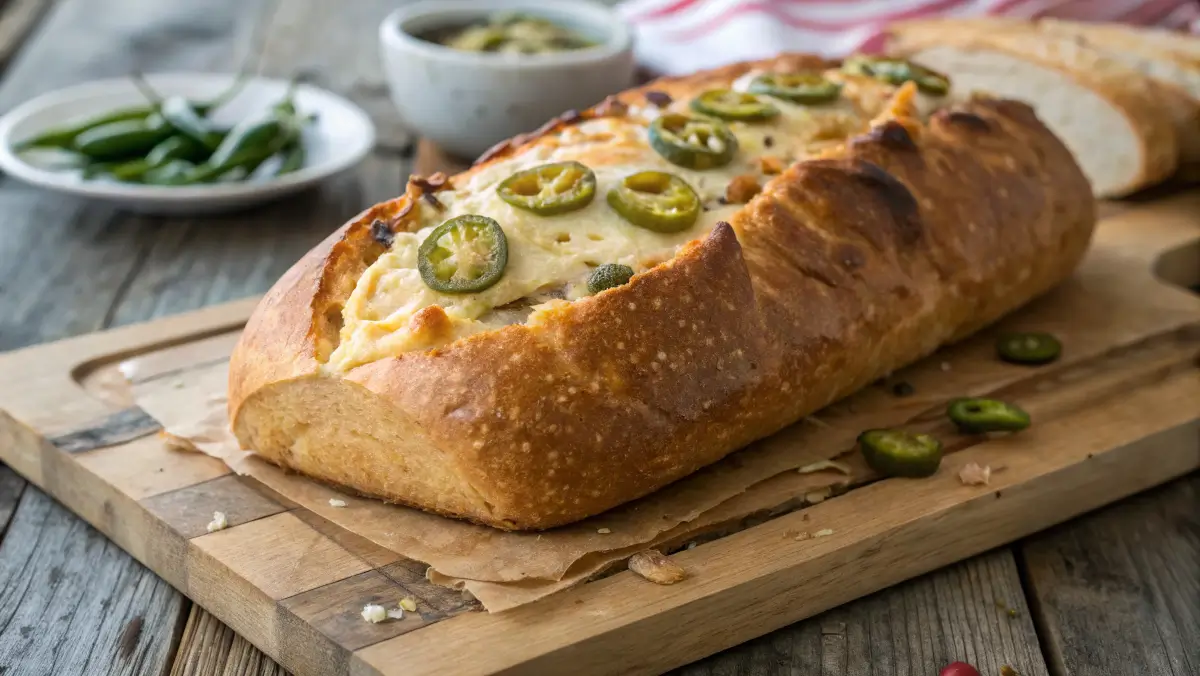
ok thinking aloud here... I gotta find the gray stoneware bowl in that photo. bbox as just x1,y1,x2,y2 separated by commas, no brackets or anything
379,0,635,159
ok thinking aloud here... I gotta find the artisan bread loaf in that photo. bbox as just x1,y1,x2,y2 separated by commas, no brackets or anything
229,54,1095,530
888,21,1181,197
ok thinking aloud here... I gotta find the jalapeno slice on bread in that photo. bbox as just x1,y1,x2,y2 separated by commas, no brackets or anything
417,215,509,294
497,161,596,215
648,113,738,170
947,398,1031,434
607,171,701,233
587,263,634,294
747,73,842,104
690,89,779,121
842,56,949,95
859,429,943,478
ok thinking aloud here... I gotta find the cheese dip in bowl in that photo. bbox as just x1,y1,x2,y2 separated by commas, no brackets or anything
379,0,635,159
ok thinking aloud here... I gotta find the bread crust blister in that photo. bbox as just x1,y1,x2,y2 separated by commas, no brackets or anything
229,53,1095,530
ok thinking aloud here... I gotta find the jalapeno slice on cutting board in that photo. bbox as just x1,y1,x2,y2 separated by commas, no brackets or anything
690,89,779,122
747,73,842,104
858,429,943,478
996,331,1061,365
587,263,634,294
607,171,701,233
947,398,1031,434
842,56,950,96
417,215,509,294
496,161,596,215
648,113,738,170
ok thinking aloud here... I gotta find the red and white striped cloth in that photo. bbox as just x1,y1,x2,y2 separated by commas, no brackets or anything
617,0,1200,75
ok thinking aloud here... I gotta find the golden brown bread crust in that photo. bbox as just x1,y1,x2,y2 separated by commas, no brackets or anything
229,55,1095,530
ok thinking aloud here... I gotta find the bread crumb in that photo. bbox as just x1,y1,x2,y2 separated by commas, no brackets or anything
814,528,835,538
361,604,387,623
793,531,812,541
206,511,228,533
805,488,831,504
628,550,687,585
385,608,405,620
399,597,418,612
958,462,992,486
329,498,347,508
597,527,612,534
797,460,852,475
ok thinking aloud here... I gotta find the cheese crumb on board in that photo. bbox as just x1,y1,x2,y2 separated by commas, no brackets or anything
628,550,687,585
399,597,418,612
958,462,992,486
329,498,347,508
206,511,228,533
361,604,387,623
813,528,835,538
597,527,612,534
797,459,853,475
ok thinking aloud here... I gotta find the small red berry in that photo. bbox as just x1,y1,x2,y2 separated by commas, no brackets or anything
939,662,981,676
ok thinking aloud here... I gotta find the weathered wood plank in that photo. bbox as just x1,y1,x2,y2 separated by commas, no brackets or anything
0,487,187,673
1020,473,1200,676
170,604,288,676
675,548,1048,676
0,464,27,536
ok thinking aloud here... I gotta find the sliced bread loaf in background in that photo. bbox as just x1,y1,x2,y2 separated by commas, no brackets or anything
888,19,1194,198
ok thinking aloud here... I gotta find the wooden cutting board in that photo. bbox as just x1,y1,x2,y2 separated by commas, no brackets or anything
0,182,1197,676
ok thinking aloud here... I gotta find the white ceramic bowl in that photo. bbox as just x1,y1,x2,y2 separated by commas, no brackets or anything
0,73,376,215
379,0,635,159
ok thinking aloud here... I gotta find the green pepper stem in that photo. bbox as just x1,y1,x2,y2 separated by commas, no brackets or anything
196,73,249,116
129,72,165,105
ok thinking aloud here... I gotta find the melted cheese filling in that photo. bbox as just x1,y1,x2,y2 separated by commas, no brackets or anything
327,70,935,371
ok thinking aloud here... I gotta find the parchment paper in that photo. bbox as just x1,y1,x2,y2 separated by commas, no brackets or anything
132,359,873,610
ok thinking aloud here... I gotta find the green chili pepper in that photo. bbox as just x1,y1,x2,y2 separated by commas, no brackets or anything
996,332,1062,365
842,56,950,96
417,215,509,293
145,135,210,167
648,113,738,170
13,107,154,152
690,89,778,121
858,429,943,478
73,113,174,161
173,81,306,185
143,159,198,185
181,118,295,184
277,142,306,175
497,161,596,215
80,157,153,183
607,171,701,233
946,398,1031,434
207,117,287,169
159,96,223,150
748,73,843,104
587,264,634,294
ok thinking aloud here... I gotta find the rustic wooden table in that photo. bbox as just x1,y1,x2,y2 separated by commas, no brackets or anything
0,1,1195,674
